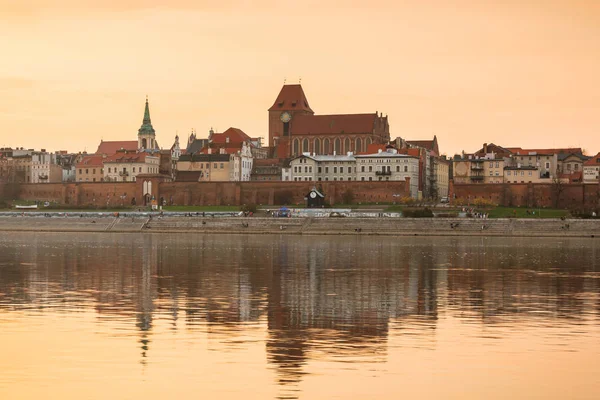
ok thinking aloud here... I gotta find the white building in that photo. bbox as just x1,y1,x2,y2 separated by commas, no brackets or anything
103,150,160,182
229,142,254,181
287,153,357,182
31,150,62,183
583,153,600,183
354,149,419,198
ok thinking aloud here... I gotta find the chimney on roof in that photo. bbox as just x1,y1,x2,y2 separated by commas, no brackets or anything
483,143,488,153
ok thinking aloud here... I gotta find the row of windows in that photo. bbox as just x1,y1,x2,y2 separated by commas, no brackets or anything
506,171,533,176
292,137,374,156
292,176,404,182
293,165,411,174
77,166,163,175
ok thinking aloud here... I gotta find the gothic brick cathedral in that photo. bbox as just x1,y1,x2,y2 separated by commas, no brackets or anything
268,84,390,159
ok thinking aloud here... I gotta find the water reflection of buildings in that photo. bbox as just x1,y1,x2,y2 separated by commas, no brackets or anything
0,234,598,394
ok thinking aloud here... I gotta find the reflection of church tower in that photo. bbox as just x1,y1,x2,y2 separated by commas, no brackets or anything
138,97,158,151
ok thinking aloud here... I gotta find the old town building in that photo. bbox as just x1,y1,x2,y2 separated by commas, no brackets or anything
176,153,231,181
31,150,62,183
76,155,104,182
583,153,600,183
286,148,419,198
268,84,390,158
355,149,419,197
103,150,160,182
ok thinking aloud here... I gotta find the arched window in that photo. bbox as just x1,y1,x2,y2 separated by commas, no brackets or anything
366,137,373,146
302,138,309,153
323,138,330,154
314,138,321,155
355,138,362,153
334,138,341,154
292,139,300,156
344,138,351,154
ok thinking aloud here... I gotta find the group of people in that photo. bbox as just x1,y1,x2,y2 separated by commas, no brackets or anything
462,208,489,219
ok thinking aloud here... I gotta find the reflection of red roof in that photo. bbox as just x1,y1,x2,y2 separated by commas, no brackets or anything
291,114,377,135
96,140,137,155
104,151,154,163
507,147,582,155
76,155,104,168
269,84,313,113
584,153,600,166
211,127,252,145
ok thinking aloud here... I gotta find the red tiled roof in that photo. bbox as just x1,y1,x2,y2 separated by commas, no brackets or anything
355,144,388,155
397,148,422,157
103,151,154,163
290,113,377,135
268,84,313,113
507,147,583,155
96,140,138,155
76,155,104,168
211,128,252,145
584,153,600,166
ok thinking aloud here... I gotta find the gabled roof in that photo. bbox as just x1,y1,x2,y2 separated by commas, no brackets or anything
96,140,138,155
473,143,513,157
269,84,313,113
406,136,439,155
210,127,253,145
76,155,104,168
291,113,377,135
584,153,600,166
557,153,588,161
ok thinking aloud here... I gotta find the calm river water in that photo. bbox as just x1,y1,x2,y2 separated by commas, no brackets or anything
0,233,599,399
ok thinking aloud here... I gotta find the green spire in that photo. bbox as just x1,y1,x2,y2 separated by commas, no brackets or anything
138,96,155,136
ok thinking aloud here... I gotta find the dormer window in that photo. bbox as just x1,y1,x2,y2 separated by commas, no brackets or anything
292,101,297,107
278,101,284,107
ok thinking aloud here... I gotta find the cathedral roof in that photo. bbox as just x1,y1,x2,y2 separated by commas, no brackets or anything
269,84,313,113
290,113,378,135
138,98,156,136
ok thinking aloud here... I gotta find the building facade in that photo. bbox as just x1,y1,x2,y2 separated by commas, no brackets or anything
76,155,105,182
286,149,419,197
176,153,231,181
583,153,600,183
103,151,160,182
31,151,62,184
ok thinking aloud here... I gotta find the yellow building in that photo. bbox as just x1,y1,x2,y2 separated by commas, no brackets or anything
176,153,231,181
76,155,105,182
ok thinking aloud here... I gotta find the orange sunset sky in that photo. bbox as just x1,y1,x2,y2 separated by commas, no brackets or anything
1,0,599,156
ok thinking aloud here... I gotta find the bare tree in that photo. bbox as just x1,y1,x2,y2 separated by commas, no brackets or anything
551,177,565,208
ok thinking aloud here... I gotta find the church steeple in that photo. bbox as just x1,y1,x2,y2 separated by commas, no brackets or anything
138,96,158,151
138,96,155,136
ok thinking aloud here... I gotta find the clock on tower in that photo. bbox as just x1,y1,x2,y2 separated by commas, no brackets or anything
280,112,292,123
